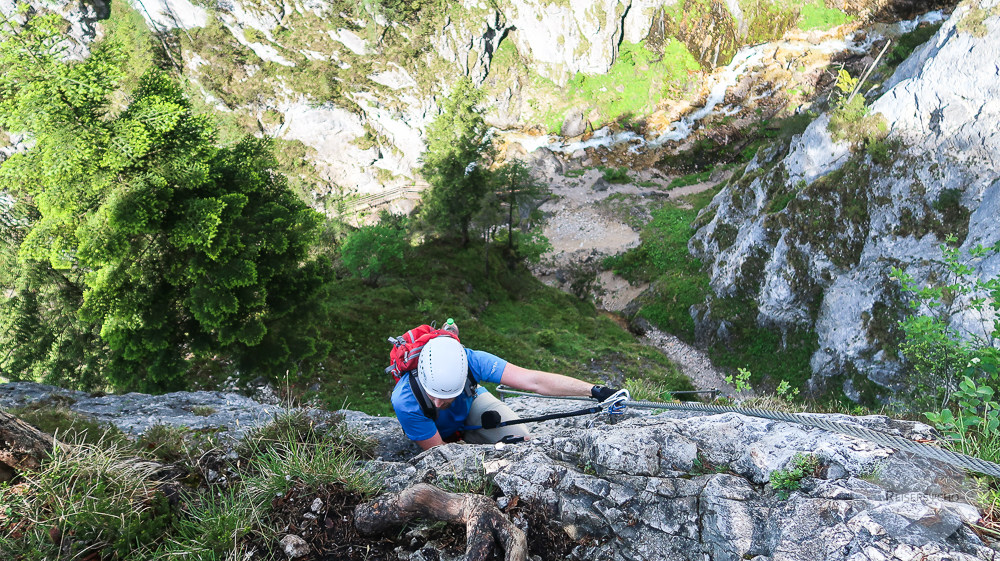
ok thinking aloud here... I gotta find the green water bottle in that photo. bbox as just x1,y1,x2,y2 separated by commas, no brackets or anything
443,317,459,337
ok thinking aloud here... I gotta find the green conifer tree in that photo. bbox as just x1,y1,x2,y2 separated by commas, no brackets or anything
0,13,326,391
418,78,492,247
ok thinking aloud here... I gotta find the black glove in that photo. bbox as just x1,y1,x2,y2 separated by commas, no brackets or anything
591,385,617,402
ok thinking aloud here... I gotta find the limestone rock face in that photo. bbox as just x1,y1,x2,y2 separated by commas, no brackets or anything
500,0,628,87
1,383,994,559
689,5,1000,398
0,382,287,439
351,397,995,561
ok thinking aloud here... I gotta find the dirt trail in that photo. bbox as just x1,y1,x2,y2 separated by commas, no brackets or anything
528,161,740,395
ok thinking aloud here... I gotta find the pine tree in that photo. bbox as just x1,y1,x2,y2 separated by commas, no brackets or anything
418,78,492,247
0,14,326,391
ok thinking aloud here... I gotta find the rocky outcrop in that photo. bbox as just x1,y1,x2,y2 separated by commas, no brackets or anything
3,381,991,560
689,3,1000,399
2,0,886,211
355,396,995,561
0,382,287,439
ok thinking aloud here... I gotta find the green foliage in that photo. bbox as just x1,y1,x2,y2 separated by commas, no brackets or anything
892,240,1000,422
886,23,942,67
712,314,818,395
827,70,888,149
668,168,713,190
604,199,711,340
101,0,158,91
770,453,819,499
0,16,326,392
924,363,1000,464
796,1,851,31
725,367,753,393
0,438,174,560
0,411,382,559
340,212,408,286
600,166,631,184
8,401,125,446
478,159,552,267
559,40,700,131
957,3,1000,38
742,0,801,45
418,78,491,246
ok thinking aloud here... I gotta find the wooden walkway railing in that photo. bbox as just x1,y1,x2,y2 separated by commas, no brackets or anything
341,182,428,214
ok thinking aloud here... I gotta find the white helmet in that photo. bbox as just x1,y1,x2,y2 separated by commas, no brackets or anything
417,337,468,399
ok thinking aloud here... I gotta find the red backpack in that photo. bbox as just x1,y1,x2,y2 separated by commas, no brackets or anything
385,324,461,382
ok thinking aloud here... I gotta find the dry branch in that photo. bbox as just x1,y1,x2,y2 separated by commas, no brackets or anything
0,411,65,482
354,482,527,561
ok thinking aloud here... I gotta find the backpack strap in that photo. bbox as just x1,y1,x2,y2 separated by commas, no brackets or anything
463,370,478,398
408,373,438,422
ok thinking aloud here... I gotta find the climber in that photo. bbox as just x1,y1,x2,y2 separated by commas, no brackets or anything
391,336,619,450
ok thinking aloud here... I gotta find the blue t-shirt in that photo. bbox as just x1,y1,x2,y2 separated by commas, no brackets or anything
391,348,507,441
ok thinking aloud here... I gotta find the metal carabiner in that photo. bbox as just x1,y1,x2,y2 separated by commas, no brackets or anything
602,389,630,423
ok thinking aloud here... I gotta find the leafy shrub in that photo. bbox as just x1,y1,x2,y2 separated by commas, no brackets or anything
894,240,1000,464
770,453,820,499
827,69,888,149
887,23,941,66
340,212,408,286
891,239,998,413
601,166,631,184
536,329,557,348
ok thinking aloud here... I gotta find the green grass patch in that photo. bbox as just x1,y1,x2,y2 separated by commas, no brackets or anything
312,240,691,415
796,1,852,31
0,412,380,560
668,168,713,190
600,166,631,184
605,193,716,341
708,295,818,394
560,40,699,131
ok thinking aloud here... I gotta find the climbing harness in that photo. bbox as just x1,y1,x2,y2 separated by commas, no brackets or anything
495,385,1000,478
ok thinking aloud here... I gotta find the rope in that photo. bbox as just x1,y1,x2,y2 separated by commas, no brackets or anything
496,386,1000,478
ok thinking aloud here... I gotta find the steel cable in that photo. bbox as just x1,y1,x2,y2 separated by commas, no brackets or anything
496,387,1000,478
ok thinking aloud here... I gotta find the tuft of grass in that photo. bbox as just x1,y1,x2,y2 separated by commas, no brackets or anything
0,436,171,560
9,402,126,447
191,405,216,417
600,166,631,184
0,411,384,559
668,168,714,190
957,3,999,38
